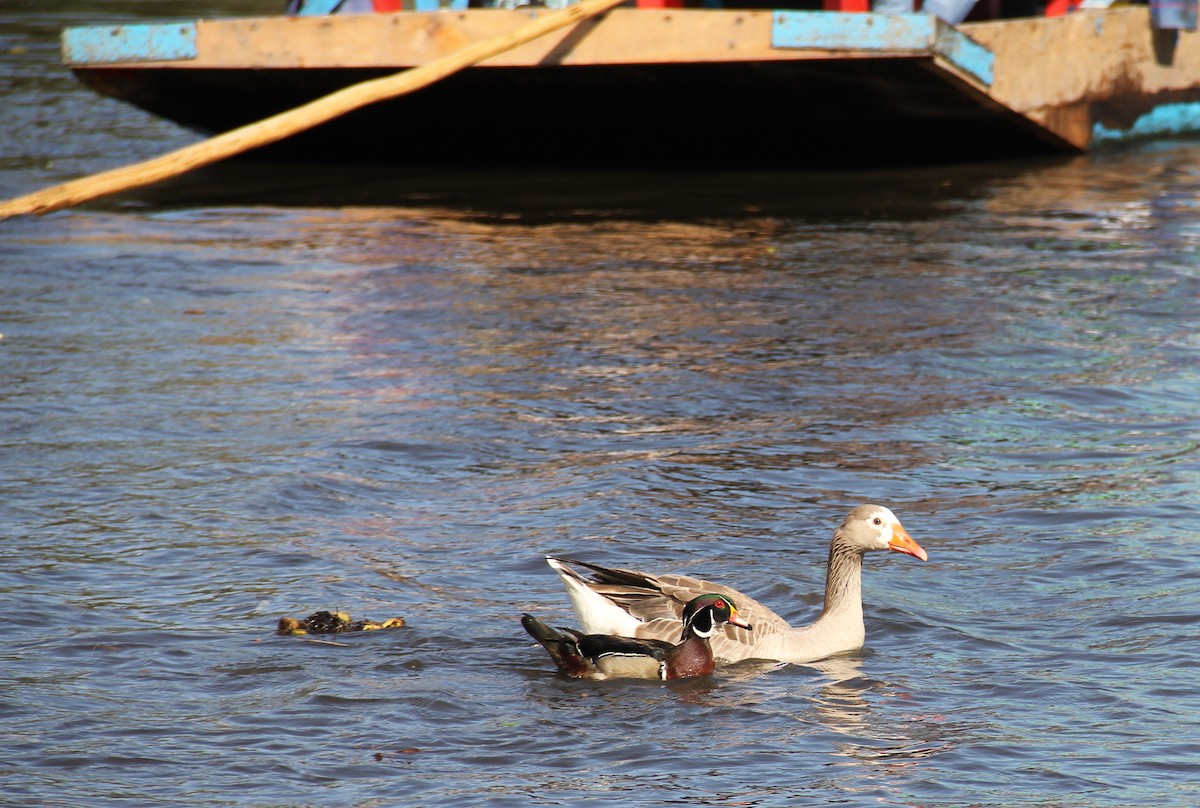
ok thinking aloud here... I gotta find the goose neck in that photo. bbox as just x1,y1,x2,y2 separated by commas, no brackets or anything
822,541,864,616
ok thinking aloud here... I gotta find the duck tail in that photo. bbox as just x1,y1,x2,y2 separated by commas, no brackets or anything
520,614,594,679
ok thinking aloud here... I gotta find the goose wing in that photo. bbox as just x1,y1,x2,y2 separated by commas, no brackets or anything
549,556,794,658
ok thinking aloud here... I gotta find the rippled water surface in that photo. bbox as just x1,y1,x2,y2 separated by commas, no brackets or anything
3,4,1200,807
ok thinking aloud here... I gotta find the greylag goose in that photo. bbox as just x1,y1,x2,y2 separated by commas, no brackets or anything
522,593,753,680
546,504,926,665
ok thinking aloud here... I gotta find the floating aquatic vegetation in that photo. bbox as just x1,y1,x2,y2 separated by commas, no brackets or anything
277,610,405,635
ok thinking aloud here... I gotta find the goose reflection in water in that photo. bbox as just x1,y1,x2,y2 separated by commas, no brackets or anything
803,656,955,774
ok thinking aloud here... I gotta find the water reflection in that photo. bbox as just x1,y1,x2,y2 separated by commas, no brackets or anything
128,159,1032,224
5,9,1200,800
784,657,950,774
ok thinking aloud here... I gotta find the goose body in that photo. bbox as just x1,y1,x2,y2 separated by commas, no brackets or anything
547,504,926,665
522,594,752,680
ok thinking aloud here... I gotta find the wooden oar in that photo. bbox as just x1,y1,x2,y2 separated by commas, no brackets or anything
0,0,624,221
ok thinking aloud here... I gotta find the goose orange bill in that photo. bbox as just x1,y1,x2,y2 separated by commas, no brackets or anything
888,524,928,561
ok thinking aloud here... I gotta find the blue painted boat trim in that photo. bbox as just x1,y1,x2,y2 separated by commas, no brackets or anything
771,11,993,87
63,23,197,65
771,12,935,52
934,26,994,86
1092,101,1200,144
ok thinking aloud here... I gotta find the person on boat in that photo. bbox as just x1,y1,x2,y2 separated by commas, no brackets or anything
286,0,378,14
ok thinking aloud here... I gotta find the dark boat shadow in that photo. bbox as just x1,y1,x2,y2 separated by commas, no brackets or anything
115,154,1078,225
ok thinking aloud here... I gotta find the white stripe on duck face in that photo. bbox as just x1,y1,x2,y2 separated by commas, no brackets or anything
684,607,718,639
594,653,667,680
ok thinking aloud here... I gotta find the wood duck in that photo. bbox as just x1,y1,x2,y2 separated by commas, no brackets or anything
545,504,927,665
522,593,753,680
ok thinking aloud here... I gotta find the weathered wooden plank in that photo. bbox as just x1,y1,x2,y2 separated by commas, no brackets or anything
63,10,902,70
963,8,1200,146
202,10,804,68
965,8,1200,111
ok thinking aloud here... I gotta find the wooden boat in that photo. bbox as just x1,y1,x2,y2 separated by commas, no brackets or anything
61,6,1200,169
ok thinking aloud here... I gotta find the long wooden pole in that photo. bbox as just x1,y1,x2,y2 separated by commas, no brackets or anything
0,0,624,221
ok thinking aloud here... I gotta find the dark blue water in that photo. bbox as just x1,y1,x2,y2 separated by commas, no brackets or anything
3,4,1200,806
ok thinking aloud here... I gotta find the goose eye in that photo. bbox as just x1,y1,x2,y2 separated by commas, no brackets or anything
872,517,882,526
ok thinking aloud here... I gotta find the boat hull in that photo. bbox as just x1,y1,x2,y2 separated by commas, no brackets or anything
63,8,1200,168
73,59,1055,168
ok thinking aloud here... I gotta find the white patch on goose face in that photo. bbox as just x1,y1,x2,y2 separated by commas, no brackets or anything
871,508,898,549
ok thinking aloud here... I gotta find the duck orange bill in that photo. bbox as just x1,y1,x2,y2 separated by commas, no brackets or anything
888,525,928,561
728,611,754,631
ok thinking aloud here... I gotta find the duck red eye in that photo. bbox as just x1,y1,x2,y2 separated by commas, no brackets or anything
714,600,726,609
